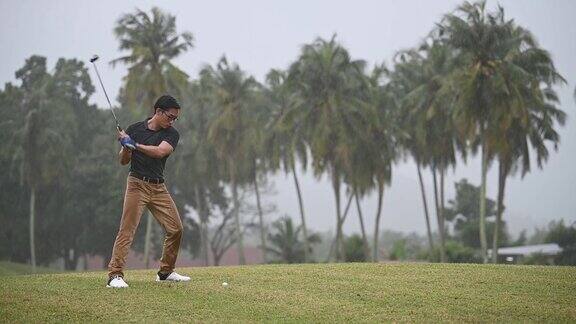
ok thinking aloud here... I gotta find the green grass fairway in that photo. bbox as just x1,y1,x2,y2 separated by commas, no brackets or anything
1,263,575,322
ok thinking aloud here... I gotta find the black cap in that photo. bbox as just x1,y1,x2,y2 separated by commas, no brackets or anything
154,95,181,110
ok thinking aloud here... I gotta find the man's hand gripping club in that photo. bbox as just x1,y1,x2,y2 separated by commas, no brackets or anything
118,130,137,150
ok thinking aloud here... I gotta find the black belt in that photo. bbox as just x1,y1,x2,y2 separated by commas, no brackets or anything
129,172,164,184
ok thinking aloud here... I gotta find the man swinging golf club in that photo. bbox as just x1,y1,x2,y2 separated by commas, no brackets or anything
107,94,190,288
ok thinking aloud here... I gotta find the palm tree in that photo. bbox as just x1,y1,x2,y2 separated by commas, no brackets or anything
264,69,312,262
113,7,193,115
440,0,566,262
245,91,271,264
391,41,461,261
364,65,396,261
251,159,267,263
341,133,375,262
287,35,368,261
112,7,193,267
341,65,390,262
15,57,49,273
439,1,502,263
267,217,321,263
206,56,259,265
488,25,566,263
13,56,74,272
15,58,44,272
420,41,463,263
388,56,437,257
173,72,223,266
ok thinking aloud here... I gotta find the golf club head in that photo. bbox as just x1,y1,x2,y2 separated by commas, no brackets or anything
90,55,99,63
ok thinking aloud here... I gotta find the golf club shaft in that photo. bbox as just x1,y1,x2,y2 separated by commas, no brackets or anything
91,60,122,131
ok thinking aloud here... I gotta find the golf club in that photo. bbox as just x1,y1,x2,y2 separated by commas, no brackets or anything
89,55,122,132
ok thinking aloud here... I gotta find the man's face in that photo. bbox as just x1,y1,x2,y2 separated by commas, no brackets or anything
157,108,180,128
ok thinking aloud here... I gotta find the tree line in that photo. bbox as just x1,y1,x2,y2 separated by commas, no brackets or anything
0,1,569,271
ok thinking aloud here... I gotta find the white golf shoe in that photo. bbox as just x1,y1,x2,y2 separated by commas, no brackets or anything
156,271,190,282
107,275,129,288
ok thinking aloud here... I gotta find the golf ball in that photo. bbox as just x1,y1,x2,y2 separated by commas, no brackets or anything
222,282,229,287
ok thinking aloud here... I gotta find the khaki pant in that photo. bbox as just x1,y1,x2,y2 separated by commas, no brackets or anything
108,176,183,278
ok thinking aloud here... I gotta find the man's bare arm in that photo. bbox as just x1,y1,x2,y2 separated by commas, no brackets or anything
135,141,174,159
119,147,132,165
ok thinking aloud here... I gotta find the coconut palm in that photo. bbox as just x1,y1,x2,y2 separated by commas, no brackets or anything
420,43,464,263
206,56,260,265
113,7,193,115
19,100,44,272
264,69,312,261
173,71,224,266
391,40,462,262
343,141,375,262
14,57,50,273
488,25,566,262
365,65,398,261
440,0,566,262
287,35,368,261
112,7,193,267
388,55,437,256
244,89,271,264
339,64,396,262
439,1,507,262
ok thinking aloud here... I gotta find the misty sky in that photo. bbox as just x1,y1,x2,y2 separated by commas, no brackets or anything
1,0,575,238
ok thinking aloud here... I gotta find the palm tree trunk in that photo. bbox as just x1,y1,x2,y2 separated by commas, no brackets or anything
195,186,210,266
29,186,36,273
492,160,507,264
143,210,153,268
327,192,354,262
354,191,370,262
432,166,446,262
480,143,488,263
213,252,221,266
253,167,267,264
440,166,446,252
232,175,246,265
331,171,343,262
372,180,384,262
202,221,210,266
291,162,309,263
417,163,435,253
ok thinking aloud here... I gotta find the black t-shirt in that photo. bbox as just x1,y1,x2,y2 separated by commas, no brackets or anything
126,118,179,179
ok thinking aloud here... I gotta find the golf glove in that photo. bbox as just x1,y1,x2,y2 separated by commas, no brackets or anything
120,136,137,150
